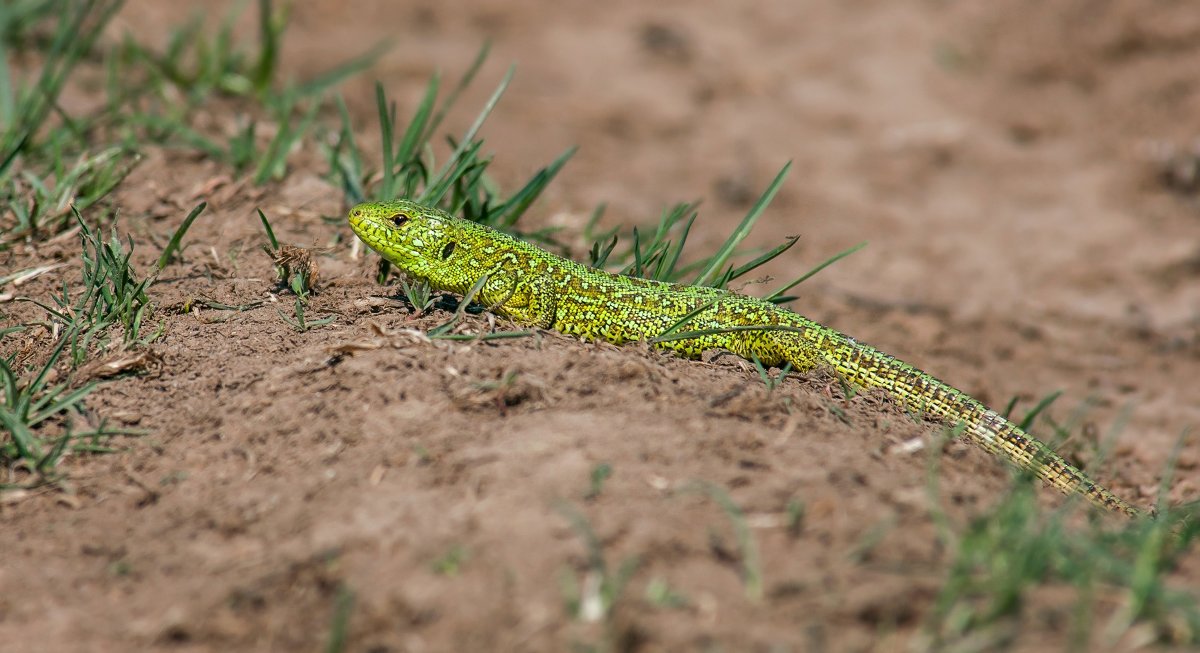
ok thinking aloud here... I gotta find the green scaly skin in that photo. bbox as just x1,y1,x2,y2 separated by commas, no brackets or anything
349,199,1140,517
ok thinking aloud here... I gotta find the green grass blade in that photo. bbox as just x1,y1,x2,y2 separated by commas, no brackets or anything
434,330,535,342
293,37,391,100
627,227,645,277
428,275,488,338
0,130,27,178
37,430,72,472
376,81,397,199
25,324,71,404
257,208,279,251
425,41,491,141
253,95,320,184
690,482,762,602
0,355,20,409
0,409,40,461
250,0,281,94
392,74,439,172
495,146,577,228
654,299,718,341
765,240,867,303
1017,390,1063,432
323,585,356,653
157,201,207,270
727,235,799,283
590,233,619,269
326,94,366,204
692,161,791,287
0,13,14,128
652,208,698,281
651,323,816,345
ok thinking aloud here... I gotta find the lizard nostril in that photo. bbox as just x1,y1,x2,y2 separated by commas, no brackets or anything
440,241,456,260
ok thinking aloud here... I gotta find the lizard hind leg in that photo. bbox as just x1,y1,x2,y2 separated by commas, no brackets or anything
764,329,824,373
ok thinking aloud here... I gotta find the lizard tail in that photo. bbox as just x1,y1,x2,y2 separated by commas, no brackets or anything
774,328,1141,517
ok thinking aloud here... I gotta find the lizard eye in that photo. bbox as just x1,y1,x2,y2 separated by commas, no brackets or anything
440,241,456,260
390,213,409,227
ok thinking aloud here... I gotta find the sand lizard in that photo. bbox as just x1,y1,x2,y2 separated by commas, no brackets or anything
348,199,1139,517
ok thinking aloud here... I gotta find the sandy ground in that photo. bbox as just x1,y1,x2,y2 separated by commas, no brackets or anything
2,1,1199,650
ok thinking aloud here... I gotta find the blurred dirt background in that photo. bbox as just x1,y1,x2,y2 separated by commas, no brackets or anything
3,0,1200,651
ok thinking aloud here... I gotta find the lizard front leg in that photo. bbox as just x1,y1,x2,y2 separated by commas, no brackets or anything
480,270,557,329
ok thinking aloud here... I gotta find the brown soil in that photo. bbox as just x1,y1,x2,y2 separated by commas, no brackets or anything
3,1,1200,651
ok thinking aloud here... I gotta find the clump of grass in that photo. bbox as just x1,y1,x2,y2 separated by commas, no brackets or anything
0,0,391,487
430,545,469,576
0,0,389,252
121,0,387,104
644,578,689,610
751,353,792,392
586,462,613,501
556,501,641,624
0,325,122,483
0,147,141,250
258,208,321,295
122,0,291,101
276,297,335,333
925,493,1200,649
399,277,435,316
4,194,196,480
27,209,155,362
580,161,866,299
272,260,335,332
327,43,574,242
922,428,1200,649
17,200,208,368
0,0,124,176
0,1,133,250
111,0,388,185
255,207,335,332
686,481,763,602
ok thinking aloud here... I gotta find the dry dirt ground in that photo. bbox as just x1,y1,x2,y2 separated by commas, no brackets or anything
3,1,1200,651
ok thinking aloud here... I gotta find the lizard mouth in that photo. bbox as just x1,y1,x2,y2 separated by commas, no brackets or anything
347,205,383,248
347,205,367,231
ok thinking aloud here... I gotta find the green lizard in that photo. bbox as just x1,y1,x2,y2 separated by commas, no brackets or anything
348,199,1140,517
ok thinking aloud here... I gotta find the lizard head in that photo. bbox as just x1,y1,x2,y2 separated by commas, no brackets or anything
348,199,473,291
